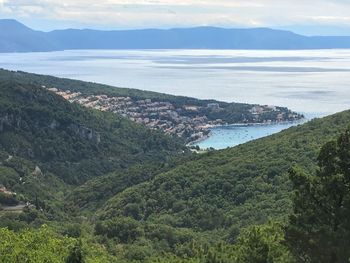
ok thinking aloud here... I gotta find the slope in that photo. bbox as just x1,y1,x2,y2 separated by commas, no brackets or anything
2,69,301,127
95,110,350,251
0,69,186,186
0,19,58,52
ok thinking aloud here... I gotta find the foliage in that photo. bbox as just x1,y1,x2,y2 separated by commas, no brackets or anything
0,225,118,263
0,191,18,205
0,69,298,124
0,69,187,185
0,152,72,224
0,225,77,263
234,222,294,263
95,217,144,243
286,128,350,263
97,110,350,255
68,155,197,212
1,69,350,262
147,221,293,263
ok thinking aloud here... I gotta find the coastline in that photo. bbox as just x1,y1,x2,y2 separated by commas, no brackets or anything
187,117,307,148
187,132,212,146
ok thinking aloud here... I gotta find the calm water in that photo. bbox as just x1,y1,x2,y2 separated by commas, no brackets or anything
1,49,349,149
195,117,316,150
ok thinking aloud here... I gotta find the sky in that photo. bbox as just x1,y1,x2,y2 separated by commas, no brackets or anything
1,0,350,35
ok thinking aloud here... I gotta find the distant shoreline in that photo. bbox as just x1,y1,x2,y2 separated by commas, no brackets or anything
3,19,350,53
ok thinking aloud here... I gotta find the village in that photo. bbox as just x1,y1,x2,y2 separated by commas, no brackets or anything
47,87,301,143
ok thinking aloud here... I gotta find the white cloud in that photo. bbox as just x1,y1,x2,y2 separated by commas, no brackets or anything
310,16,350,22
1,0,350,30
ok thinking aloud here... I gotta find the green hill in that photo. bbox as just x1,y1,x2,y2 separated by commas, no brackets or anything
1,69,350,262
0,70,190,235
95,110,350,255
1,69,301,125
0,70,186,185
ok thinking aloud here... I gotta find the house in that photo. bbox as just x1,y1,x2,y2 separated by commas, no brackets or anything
183,105,199,112
250,106,265,115
0,186,15,196
207,103,220,110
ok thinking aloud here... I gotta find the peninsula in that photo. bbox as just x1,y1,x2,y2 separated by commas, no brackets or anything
48,87,302,143
0,69,303,143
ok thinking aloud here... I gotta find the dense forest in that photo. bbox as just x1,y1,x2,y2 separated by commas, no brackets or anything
0,70,350,262
0,70,187,184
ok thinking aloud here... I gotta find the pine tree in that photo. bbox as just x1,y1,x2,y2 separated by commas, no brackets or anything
66,239,85,263
286,128,350,262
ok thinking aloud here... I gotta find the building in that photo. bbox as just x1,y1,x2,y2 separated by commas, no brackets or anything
250,106,264,115
207,103,220,110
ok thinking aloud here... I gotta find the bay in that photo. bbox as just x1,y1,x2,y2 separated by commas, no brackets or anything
195,114,319,150
1,49,349,149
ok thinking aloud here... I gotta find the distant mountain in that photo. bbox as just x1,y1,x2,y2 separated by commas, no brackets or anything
0,19,58,52
1,19,350,52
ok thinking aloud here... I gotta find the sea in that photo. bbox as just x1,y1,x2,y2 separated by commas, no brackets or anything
1,49,350,149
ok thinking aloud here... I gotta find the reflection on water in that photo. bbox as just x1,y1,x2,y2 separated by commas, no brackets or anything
0,49,349,148
195,113,324,149
1,49,350,114
195,121,300,150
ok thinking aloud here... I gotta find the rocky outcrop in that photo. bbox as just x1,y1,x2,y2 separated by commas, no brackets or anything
0,113,101,145
69,124,101,144
0,114,21,132
32,165,42,177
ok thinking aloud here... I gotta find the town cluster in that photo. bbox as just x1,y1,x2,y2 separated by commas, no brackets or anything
48,88,223,142
47,87,301,143
0,185,15,196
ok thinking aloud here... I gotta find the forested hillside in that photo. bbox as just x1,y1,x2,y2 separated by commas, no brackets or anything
0,71,186,185
0,70,350,262
91,110,350,260
0,69,301,126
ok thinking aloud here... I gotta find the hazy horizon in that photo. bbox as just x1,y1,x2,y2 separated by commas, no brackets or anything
1,0,350,35
2,49,349,114
2,18,350,38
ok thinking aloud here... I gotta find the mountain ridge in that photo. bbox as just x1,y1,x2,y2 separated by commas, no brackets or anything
2,19,350,52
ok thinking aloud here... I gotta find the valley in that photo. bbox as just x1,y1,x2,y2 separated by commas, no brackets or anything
0,69,349,262
1,3,350,261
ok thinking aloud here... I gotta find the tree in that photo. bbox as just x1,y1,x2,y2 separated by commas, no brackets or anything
235,222,293,263
286,128,350,262
0,225,76,263
66,240,85,263
95,217,143,243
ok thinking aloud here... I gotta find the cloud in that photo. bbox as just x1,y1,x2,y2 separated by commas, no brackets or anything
1,0,350,30
310,16,350,22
